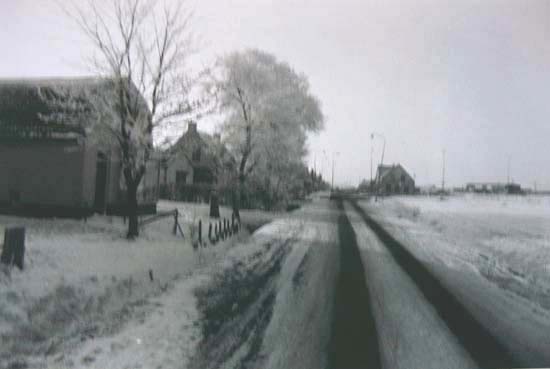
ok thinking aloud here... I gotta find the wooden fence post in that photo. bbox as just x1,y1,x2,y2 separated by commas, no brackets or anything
173,209,178,235
0,227,25,270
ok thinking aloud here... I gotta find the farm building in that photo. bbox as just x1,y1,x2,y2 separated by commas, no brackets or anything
465,182,523,194
159,122,235,202
0,77,158,217
375,164,416,195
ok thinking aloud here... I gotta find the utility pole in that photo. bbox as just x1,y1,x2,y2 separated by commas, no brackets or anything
331,159,334,191
506,156,511,184
314,153,317,174
441,149,446,192
331,152,340,192
370,141,374,185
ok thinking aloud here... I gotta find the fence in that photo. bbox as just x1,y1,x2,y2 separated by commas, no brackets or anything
139,209,185,237
138,209,241,249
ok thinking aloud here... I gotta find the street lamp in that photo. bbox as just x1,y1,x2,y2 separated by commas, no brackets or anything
371,132,386,195
331,151,340,192
322,150,329,185
371,132,386,168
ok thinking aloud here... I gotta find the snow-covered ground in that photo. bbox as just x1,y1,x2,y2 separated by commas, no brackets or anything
259,200,339,369
0,199,338,369
344,202,477,369
0,201,267,369
360,194,550,366
188,199,340,369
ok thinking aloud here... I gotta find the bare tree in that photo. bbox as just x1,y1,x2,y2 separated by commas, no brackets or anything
44,0,199,238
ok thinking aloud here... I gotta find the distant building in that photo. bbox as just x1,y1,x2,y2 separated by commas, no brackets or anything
418,185,440,195
0,77,158,217
159,122,235,202
375,164,415,195
465,182,523,194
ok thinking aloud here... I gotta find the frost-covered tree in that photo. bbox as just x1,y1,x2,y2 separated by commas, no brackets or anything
208,49,324,215
42,0,199,238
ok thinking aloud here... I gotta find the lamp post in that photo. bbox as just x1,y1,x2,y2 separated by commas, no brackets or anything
322,150,329,188
370,141,373,185
441,149,446,194
371,132,386,196
331,151,340,192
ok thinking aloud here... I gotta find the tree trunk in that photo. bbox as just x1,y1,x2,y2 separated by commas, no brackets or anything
232,178,244,221
126,181,139,239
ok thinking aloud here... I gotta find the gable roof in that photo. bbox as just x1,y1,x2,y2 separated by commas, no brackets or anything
169,122,235,169
376,164,413,182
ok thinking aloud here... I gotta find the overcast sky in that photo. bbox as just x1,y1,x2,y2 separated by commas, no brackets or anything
2,0,550,188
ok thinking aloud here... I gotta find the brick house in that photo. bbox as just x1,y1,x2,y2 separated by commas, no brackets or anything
0,77,158,217
375,164,415,195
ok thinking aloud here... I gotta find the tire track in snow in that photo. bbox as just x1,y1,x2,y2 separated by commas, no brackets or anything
349,199,519,369
328,199,381,369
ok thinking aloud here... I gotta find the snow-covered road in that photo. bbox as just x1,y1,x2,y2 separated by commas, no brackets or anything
189,198,341,369
5,194,548,368
344,201,478,369
356,195,550,368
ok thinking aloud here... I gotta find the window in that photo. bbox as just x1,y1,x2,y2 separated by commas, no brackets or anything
192,147,201,161
176,171,187,187
194,167,214,184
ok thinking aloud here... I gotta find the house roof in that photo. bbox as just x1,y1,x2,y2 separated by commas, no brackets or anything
376,164,413,182
0,77,149,143
169,122,235,169
0,77,109,141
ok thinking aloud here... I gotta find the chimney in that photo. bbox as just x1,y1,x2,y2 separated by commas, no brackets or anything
187,121,197,134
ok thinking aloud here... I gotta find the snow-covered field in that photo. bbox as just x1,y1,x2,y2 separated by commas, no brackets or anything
360,194,550,366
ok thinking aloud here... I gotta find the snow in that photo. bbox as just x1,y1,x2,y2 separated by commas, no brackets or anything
260,199,340,369
185,199,341,369
0,198,330,369
344,202,477,369
52,275,204,369
0,203,256,369
360,194,550,366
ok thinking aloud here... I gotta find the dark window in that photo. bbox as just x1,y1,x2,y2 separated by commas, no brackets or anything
8,189,20,205
176,171,187,186
192,147,201,161
194,167,214,184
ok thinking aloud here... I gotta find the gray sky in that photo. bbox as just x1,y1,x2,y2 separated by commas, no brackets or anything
2,0,550,188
